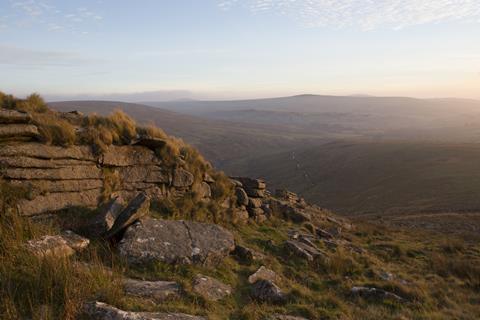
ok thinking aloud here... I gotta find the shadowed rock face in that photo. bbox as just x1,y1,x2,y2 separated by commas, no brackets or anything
118,218,235,266
83,301,206,320
251,280,285,303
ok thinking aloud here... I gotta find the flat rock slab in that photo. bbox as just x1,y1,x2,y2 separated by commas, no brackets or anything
101,145,161,166
104,192,150,239
123,278,181,302
83,301,206,320
0,108,31,123
192,274,232,301
351,286,404,302
17,188,102,216
119,218,235,266
26,230,89,258
0,143,95,161
3,166,102,180
0,124,39,139
284,240,326,262
248,266,278,284
267,315,310,320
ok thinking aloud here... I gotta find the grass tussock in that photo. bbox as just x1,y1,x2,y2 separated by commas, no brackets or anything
0,205,123,319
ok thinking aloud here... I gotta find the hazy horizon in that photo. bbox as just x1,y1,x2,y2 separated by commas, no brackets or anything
1,0,479,100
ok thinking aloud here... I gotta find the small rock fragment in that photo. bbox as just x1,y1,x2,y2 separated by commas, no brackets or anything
248,266,277,284
192,274,232,301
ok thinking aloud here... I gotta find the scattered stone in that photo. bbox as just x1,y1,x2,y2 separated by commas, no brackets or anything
316,228,334,239
173,168,194,187
248,266,277,284
26,231,89,258
104,192,150,239
267,315,310,320
251,280,285,303
192,274,232,301
378,271,395,281
233,177,266,190
275,189,299,204
284,240,326,262
351,286,404,302
119,218,235,266
269,199,311,223
83,301,206,320
123,278,181,302
235,187,249,206
233,245,265,264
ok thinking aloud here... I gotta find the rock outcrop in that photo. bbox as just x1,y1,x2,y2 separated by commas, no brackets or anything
231,177,269,222
0,108,210,217
118,218,235,266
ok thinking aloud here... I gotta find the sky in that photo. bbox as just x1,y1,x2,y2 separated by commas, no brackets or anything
0,0,479,101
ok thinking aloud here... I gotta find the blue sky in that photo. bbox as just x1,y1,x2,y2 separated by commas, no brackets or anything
0,0,479,100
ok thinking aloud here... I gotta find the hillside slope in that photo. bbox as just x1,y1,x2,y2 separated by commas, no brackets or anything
223,140,480,216
1,92,480,320
49,101,323,166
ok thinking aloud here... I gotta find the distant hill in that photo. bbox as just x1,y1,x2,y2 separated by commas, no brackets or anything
48,100,323,166
145,95,480,142
51,98,480,217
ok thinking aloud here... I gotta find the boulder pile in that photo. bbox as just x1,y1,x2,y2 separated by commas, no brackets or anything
231,177,270,223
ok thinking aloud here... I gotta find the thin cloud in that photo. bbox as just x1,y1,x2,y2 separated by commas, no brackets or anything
219,0,480,30
0,45,102,67
6,0,103,34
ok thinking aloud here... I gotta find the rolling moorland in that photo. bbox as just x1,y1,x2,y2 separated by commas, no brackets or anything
51,96,480,225
1,92,480,320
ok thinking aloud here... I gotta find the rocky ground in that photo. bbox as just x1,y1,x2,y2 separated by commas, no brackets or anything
1,95,480,320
